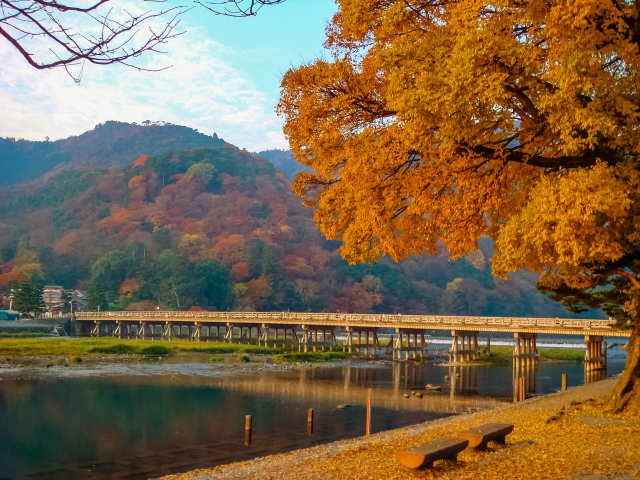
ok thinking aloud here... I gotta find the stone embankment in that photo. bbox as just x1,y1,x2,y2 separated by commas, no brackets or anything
162,377,640,480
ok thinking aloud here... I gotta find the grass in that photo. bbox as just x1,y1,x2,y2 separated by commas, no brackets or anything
0,328,54,338
538,348,585,362
209,355,224,363
273,351,356,363
237,354,251,362
469,346,512,364
468,346,586,364
0,337,283,357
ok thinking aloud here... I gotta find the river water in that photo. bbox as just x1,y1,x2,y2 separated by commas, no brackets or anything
0,357,627,480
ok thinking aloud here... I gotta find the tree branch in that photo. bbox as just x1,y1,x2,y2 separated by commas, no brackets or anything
614,270,640,290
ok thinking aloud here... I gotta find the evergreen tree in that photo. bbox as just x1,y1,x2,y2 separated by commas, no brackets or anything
87,282,108,311
12,280,45,318
60,288,72,314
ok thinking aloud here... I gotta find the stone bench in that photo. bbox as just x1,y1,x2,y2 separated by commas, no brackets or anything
457,423,514,450
395,438,469,469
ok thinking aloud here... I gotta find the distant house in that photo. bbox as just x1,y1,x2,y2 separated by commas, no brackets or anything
0,310,19,321
42,286,88,315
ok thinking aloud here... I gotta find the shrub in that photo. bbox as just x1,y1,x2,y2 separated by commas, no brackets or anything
71,355,82,363
237,354,250,363
238,347,282,354
209,355,224,363
183,347,237,354
140,345,173,355
89,344,139,354
321,352,354,361
274,351,355,363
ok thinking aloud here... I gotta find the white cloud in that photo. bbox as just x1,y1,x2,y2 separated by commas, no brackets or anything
0,26,289,151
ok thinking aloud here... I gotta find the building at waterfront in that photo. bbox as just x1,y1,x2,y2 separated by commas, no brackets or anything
42,286,88,315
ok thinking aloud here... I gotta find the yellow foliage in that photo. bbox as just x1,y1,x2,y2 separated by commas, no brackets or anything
278,0,640,296
179,234,208,261
494,162,638,289
446,278,463,292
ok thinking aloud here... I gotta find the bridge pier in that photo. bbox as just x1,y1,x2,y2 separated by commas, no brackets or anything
512,360,537,402
394,329,427,360
191,323,201,341
223,323,235,343
513,332,538,369
255,325,299,349
299,325,335,352
449,330,479,363
584,335,607,372
91,320,101,337
344,327,380,356
258,324,269,347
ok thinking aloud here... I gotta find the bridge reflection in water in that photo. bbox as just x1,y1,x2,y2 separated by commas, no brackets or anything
212,365,511,415
211,360,616,415
2,360,624,480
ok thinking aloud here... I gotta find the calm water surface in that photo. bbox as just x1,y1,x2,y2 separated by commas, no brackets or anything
0,358,626,480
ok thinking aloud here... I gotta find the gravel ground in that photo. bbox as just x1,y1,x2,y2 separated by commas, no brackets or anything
0,354,368,380
159,376,640,480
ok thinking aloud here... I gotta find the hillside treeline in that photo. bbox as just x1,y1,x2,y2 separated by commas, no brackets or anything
0,146,598,316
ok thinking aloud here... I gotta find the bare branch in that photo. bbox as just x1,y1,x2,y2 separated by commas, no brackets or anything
0,0,189,81
195,0,285,17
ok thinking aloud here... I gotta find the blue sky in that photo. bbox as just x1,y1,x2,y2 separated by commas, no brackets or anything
0,0,337,151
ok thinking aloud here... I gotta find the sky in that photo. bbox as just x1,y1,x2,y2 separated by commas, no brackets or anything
0,0,337,151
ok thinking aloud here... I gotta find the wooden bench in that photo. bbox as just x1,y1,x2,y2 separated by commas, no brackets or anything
457,423,514,450
395,438,469,469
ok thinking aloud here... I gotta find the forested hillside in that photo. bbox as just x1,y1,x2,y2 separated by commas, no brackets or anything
0,142,601,317
0,121,226,187
256,149,308,178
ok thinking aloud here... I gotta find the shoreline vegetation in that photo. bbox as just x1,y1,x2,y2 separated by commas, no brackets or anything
469,346,586,364
273,351,356,362
162,378,639,480
0,337,283,357
0,338,593,364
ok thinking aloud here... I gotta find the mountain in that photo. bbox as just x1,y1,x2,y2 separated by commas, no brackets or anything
256,149,308,178
0,140,603,317
0,121,226,187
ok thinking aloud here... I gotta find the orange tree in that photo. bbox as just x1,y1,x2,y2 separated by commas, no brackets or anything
277,0,640,413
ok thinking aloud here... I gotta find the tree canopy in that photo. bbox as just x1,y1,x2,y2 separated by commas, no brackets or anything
278,0,640,412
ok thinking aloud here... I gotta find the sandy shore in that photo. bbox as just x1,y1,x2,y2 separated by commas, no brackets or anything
160,376,640,480
0,354,379,381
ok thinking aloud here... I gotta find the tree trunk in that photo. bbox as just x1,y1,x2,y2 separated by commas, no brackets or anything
607,315,640,414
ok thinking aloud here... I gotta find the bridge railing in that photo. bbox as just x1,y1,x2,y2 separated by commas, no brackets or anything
75,311,616,329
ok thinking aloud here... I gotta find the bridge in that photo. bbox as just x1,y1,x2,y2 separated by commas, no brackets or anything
75,311,630,370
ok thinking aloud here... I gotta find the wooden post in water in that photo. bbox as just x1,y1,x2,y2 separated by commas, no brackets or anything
244,414,252,446
307,408,314,435
562,373,567,391
365,388,372,435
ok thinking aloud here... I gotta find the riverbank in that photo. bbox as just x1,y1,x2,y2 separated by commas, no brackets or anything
0,337,598,360
0,337,282,356
462,346,588,365
162,377,640,480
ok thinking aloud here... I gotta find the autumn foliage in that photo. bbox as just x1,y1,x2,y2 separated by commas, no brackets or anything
278,0,640,412
0,144,577,319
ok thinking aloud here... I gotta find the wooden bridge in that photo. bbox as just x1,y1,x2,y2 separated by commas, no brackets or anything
75,311,629,370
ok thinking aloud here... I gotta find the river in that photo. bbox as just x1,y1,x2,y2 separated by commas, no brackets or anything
0,356,627,480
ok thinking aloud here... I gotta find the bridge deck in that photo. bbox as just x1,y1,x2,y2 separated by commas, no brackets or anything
74,311,630,337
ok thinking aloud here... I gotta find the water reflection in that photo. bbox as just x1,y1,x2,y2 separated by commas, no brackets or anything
511,363,537,401
0,358,626,480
